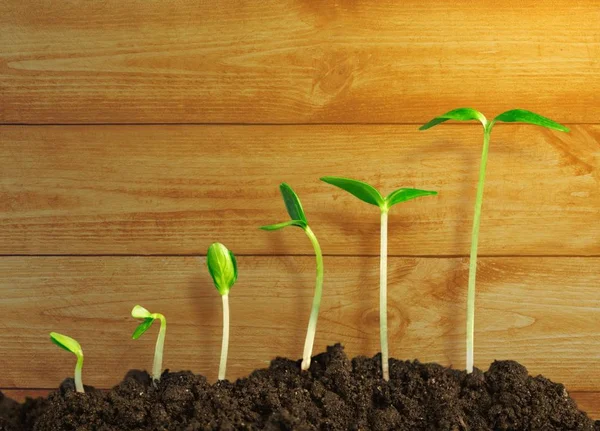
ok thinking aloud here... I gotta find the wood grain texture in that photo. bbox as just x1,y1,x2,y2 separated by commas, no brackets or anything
1,1,599,124
0,256,598,391
1,124,598,256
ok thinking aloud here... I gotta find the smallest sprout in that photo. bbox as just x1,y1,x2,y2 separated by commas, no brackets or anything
131,305,167,382
50,332,84,393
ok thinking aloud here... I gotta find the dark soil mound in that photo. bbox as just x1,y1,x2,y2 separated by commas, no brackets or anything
1,344,598,430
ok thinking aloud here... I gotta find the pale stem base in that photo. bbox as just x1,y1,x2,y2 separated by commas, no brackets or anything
466,128,491,374
301,226,324,371
74,355,84,393
380,210,389,381
219,294,230,380
152,315,167,381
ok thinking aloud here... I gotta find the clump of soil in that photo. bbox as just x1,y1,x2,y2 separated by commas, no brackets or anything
1,344,598,430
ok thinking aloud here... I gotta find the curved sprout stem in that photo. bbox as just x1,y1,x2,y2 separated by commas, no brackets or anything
74,353,84,393
466,126,491,373
219,294,230,380
380,209,390,381
152,314,167,382
301,226,324,371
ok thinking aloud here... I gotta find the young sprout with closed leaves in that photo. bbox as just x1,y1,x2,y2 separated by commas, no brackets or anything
320,177,437,381
131,305,167,382
420,108,569,373
261,183,324,372
206,242,238,381
50,332,85,393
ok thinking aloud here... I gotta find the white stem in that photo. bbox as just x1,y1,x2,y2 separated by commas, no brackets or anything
152,315,166,381
219,294,230,380
380,210,389,381
301,226,324,371
74,354,84,393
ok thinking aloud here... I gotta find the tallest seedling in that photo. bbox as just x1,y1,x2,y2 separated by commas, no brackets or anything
321,177,437,381
420,108,569,373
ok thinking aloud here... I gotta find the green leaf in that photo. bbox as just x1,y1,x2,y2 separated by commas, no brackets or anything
419,108,487,130
280,183,307,224
260,220,306,231
207,242,238,296
132,317,155,339
50,332,82,356
386,188,438,208
131,305,152,319
320,176,384,208
493,109,569,132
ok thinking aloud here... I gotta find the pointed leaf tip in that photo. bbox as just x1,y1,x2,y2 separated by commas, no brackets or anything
493,109,569,132
420,108,487,130
207,242,237,296
320,176,384,208
386,188,438,208
260,220,306,231
279,183,307,224
132,317,155,339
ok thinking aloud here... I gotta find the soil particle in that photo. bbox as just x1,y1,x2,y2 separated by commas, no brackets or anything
1,344,598,430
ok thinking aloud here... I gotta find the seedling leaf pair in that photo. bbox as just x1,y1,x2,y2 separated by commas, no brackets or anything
131,305,167,382
261,183,324,372
321,176,437,381
420,107,569,373
206,242,238,380
320,177,437,211
50,332,84,393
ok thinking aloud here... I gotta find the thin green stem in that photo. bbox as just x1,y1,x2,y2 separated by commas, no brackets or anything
380,209,389,381
466,126,491,373
301,225,324,371
74,354,84,393
152,314,166,382
219,294,230,380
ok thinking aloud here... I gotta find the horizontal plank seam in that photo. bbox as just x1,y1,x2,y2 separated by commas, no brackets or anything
0,122,595,127
0,254,598,258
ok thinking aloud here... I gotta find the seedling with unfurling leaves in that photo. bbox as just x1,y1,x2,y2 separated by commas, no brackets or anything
420,108,569,373
50,332,84,393
321,177,437,381
131,305,167,382
261,183,323,372
206,242,238,380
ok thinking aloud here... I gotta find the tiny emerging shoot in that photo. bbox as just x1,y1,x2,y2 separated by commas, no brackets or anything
420,108,569,373
320,177,437,381
206,242,238,381
131,305,167,382
50,332,84,393
260,183,324,372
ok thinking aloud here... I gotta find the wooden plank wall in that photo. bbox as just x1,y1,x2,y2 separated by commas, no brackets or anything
1,0,599,418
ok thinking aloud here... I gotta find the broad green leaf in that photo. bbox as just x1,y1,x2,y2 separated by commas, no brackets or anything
280,183,307,224
207,242,238,296
320,176,384,208
260,220,306,231
386,188,438,208
132,317,155,339
131,305,151,319
419,108,487,130
493,109,569,132
50,332,82,356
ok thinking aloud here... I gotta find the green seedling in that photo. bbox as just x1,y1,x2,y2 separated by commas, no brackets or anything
261,183,324,372
206,242,238,380
420,108,569,373
50,332,84,393
131,305,167,382
320,177,437,381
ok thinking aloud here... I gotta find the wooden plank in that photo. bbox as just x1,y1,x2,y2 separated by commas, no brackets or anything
1,389,50,402
571,392,600,420
0,256,598,391
1,124,598,256
1,1,599,124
